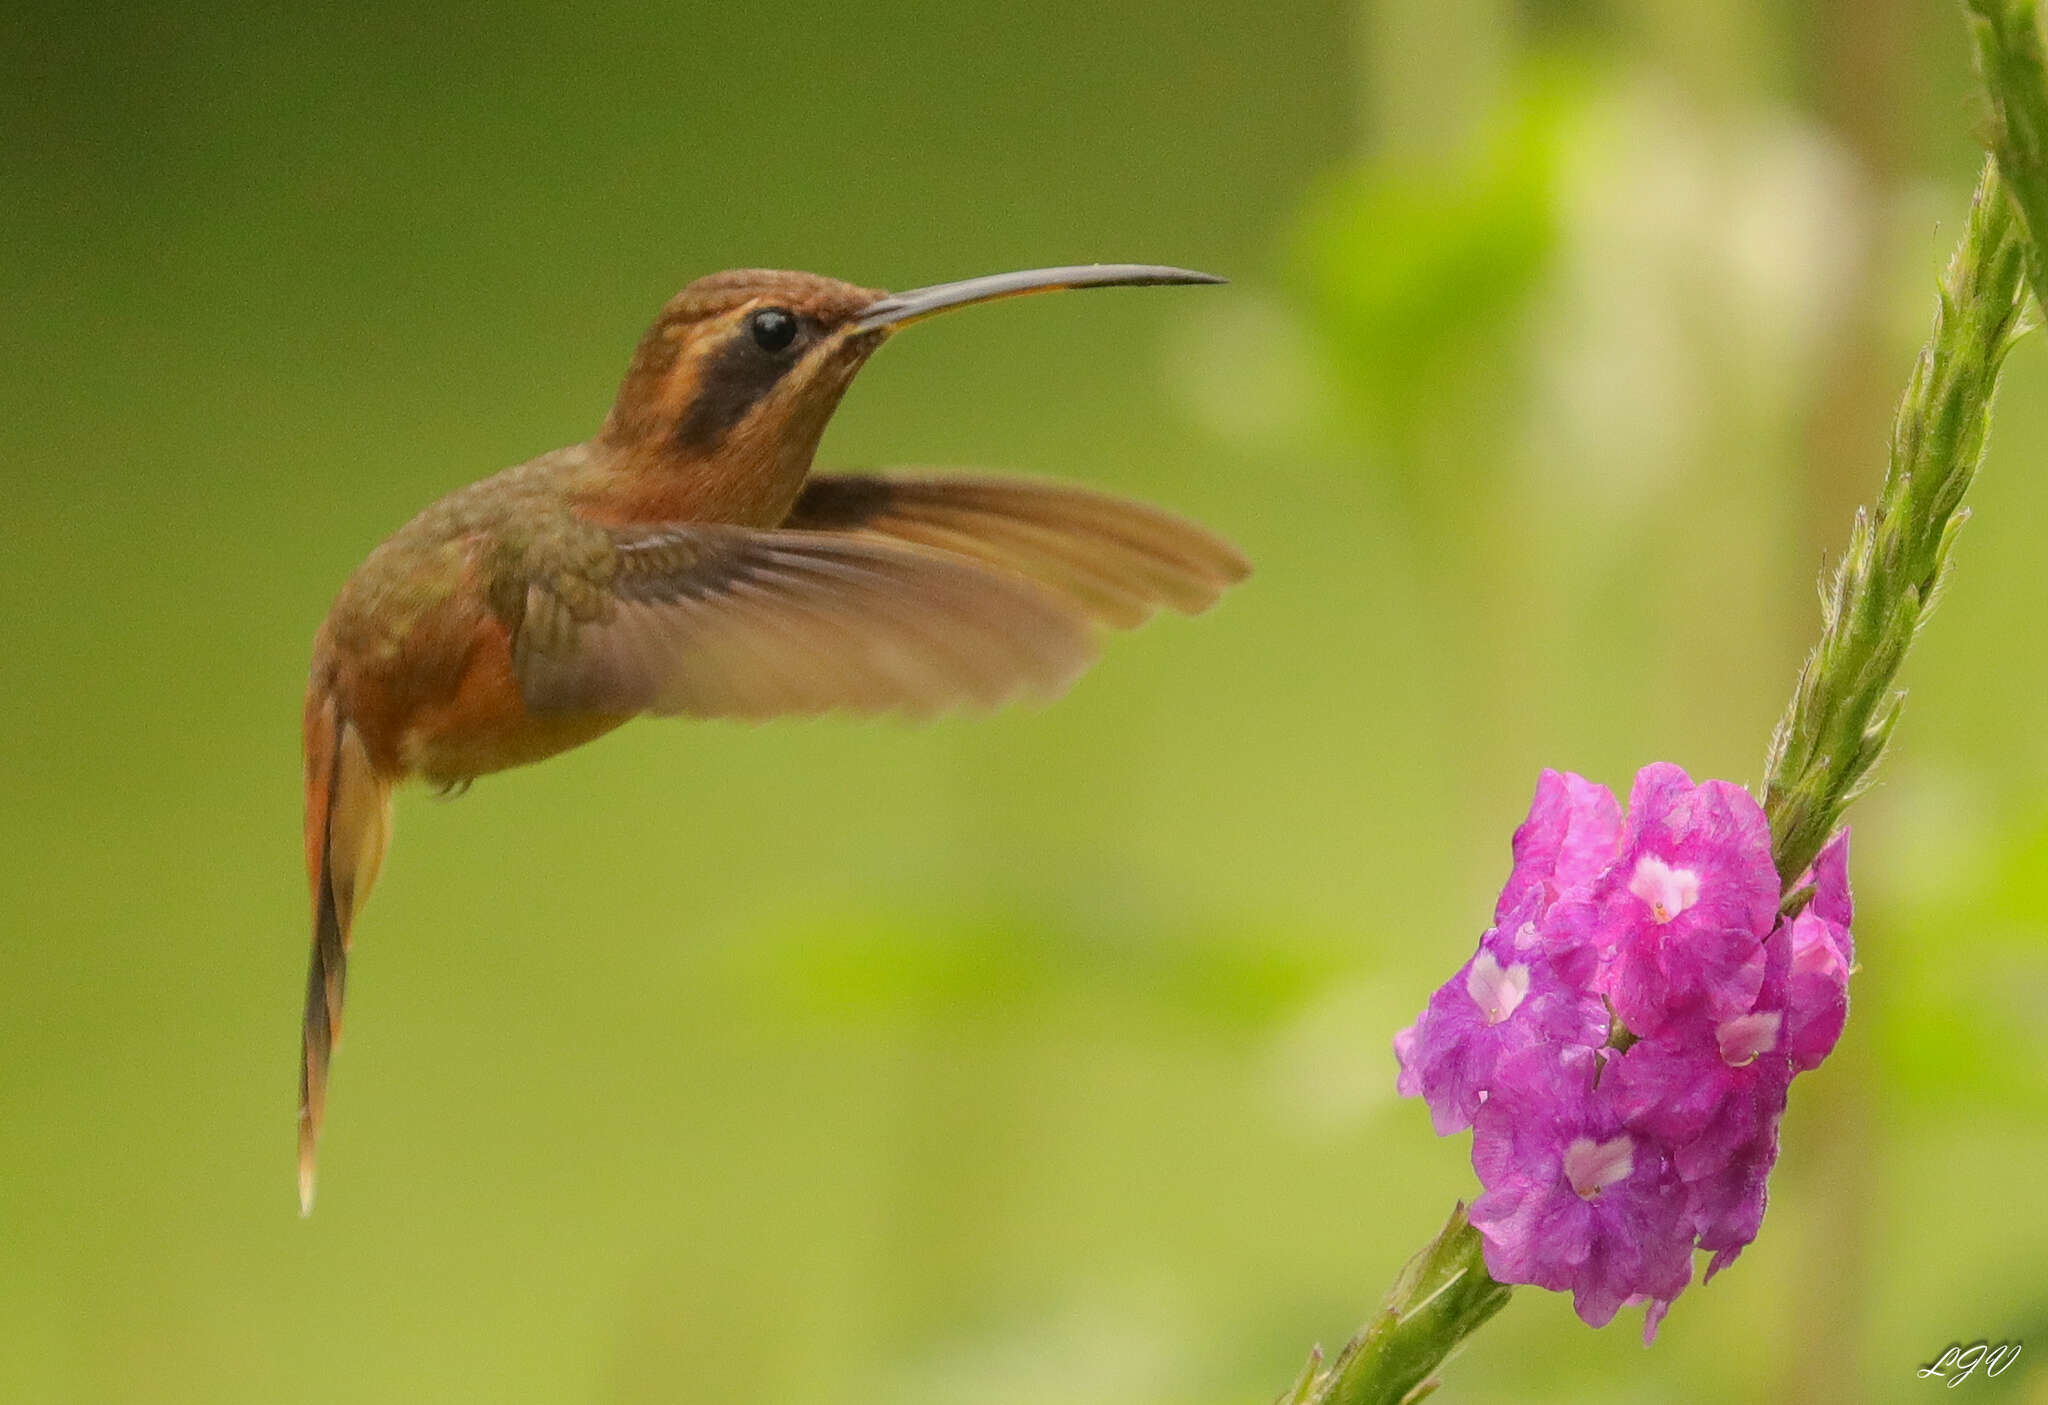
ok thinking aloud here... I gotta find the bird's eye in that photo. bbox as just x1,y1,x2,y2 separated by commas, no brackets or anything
747,307,799,354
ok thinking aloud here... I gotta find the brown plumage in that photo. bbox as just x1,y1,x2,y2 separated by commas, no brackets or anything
299,264,1246,1211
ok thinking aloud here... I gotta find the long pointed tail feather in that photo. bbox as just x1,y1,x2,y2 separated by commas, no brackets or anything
300,690,391,1214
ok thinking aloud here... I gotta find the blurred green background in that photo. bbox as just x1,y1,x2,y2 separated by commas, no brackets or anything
6,0,2048,1400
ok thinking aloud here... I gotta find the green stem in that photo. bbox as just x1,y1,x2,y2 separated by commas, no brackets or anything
1759,159,2025,887
1967,0,2048,308
1280,1205,1511,1405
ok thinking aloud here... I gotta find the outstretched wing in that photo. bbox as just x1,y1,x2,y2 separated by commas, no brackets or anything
512,523,1098,720
785,472,1251,629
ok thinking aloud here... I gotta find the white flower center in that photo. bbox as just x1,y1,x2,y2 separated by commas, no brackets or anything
1716,1010,1782,1067
1464,952,1531,1026
1563,1135,1635,1199
1628,854,1701,924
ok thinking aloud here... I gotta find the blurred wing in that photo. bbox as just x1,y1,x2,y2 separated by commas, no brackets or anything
785,472,1250,629
514,523,1096,720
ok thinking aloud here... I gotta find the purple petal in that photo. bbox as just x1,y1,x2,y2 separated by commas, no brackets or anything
1808,830,1854,931
1393,1023,1422,1097
1538,895,1611,993
1778,832,1855,1072
1784,910,1852,1072
1610,1018,1790,1183
1616,768,1779,941
1642,1296,1674,1345
1470,1046,1696,1328
1397,939,1607,1134
1569,1164,1693,1331
1609,1032,1733,1148
1606,914,1767,1037
1670,1056,1788,1184
1498,770,1623,922
1692,1127,1782,1281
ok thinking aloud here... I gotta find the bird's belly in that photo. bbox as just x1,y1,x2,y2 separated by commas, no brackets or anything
395,616,630,787
403,707,630,788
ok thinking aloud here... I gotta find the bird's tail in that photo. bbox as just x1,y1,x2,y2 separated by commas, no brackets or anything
300,688,391,1215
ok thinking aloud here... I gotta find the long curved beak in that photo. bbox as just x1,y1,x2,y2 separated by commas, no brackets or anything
853,264,1225,333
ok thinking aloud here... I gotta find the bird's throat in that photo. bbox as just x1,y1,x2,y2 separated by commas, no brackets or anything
592,348,866,527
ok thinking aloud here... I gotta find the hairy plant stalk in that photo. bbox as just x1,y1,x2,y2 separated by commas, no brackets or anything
1760,159,2025,887
1967,0,2048,307
1279,1206,1510,1405
1288,15,2036,1399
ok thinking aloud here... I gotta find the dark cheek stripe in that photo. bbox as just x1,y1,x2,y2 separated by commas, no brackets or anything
674,338,794,452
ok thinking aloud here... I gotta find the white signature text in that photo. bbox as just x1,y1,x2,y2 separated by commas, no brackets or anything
1918,1341,2022,1387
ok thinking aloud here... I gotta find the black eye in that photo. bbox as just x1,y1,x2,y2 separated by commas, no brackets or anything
747,307,799,353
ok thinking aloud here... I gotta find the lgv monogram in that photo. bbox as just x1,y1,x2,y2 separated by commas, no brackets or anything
1918,1341,2022,1387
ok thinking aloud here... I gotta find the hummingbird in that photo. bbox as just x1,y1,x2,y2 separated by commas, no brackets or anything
299,263,1247,1211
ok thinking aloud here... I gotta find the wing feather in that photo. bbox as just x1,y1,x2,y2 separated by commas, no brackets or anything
514,524,1097,720
785,472,1251,628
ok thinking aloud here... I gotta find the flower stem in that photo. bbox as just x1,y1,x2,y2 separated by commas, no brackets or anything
1967,0,2048,308
1280,1204,1512,1405
1759,158,2026,889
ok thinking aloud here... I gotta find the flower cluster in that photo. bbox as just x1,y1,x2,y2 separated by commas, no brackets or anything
1394,765,1854,1340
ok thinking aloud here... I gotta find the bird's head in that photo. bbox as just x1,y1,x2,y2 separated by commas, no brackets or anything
599,264,1223,492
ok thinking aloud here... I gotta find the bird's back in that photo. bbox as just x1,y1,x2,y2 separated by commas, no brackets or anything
312,445,618,780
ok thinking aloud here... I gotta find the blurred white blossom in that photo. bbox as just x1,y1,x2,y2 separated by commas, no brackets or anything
1526,79,1868,511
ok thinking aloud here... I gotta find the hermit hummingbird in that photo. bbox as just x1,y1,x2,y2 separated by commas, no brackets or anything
299,263,1247,1211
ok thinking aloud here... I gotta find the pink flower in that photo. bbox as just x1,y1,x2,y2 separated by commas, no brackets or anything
1394,772,1616,1134
1687,1124,1781,1281
1470,1047,1694,1335
1495,769,1623,923
1395,900,1609,1134
1782,832,1854,1072
1608,1017,1791,1183
1588,764,1780,1037
1393,764,1857,1342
